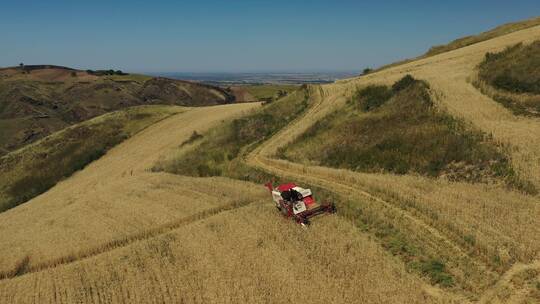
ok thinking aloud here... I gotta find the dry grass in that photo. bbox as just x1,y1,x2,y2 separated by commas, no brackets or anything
0,103,259,274
425,16,540,56
0,204,451,304
0,105,183,212
0,102,452,303
280,77,523,190
471,40,540,117
473,76,540,117
243,24,540,300
337,25,540,189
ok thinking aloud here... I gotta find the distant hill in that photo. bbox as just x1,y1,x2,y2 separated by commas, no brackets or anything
0,65,235,155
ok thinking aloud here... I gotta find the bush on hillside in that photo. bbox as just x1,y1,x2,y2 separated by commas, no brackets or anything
474,41,540,118
392,74,417,92
180,131,203,147
354,85,393,111
280,76,530,191
362,68,373,75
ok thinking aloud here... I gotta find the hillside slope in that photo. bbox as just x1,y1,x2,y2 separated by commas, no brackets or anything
0,101,443,304
1,20,540,304
244,24,540,301
0,105,183,212
0,65,235,155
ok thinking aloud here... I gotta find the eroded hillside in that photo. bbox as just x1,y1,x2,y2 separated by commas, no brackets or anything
0,65,235,155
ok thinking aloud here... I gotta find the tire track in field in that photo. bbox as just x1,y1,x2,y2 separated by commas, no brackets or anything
0,198,259,281
479,259,540,304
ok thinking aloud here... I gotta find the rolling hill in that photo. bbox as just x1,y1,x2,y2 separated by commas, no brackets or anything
0,65,235,155
1,19,540,304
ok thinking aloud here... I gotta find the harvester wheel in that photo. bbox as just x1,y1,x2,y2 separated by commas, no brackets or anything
280,206,289,217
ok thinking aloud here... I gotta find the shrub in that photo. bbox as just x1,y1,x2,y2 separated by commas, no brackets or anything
413,259,454,287
479,41,540,94
475,41,540,118
355,85,392,111
181,131,203,147
392,74,417,92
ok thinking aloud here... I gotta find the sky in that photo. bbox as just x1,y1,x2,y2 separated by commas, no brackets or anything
1,1,539,73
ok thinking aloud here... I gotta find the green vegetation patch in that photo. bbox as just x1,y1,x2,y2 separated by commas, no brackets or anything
0,106,181,212
479,41,540,94
279,76,530,191
154,89,309,177
475,41,540,117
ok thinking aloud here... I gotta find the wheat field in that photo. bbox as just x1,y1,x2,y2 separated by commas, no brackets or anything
0,102,449,303
1,23,540,304
246,25,540,302
0,203,448,304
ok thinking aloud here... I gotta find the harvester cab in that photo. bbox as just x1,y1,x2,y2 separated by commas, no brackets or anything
265,182,336,226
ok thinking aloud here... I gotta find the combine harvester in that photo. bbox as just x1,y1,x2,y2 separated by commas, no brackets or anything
265,182,336,226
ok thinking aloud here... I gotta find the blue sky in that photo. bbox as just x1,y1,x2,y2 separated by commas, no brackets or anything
1,0,539,73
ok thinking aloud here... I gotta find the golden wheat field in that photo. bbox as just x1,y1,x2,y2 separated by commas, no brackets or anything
245,25,540,302
0,102,453,304
1,23,540,304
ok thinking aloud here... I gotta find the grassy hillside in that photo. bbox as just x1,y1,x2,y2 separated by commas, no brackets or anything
0,65,235,155
373,16,540,73
278,76,531,192
426,16,540,57
473,40,540,117
0,105,182,212
153,88,309,178
243,84,298,100
156,76,539,296
229,84,298,102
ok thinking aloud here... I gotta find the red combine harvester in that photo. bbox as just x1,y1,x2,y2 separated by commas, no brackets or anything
265,182,336,226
